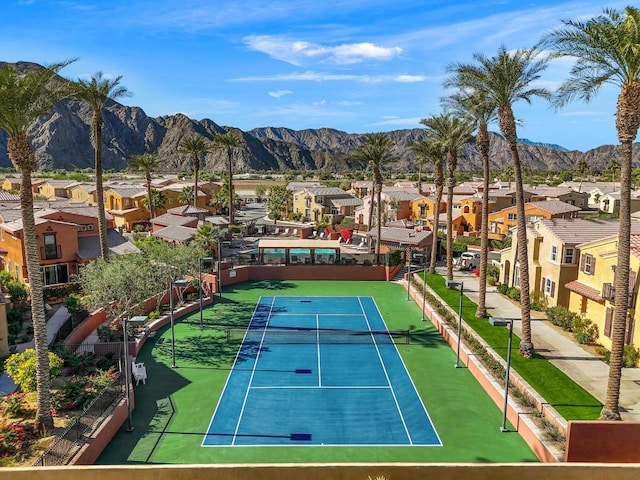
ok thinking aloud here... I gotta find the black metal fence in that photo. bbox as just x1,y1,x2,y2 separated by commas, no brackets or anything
32,372,125,466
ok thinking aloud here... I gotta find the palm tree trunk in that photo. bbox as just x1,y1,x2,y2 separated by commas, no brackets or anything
429,184,443,274
499,104,534,358
375,176,383,261
601,82,640,420
476,126,490,318
227,151,234,225
93,113,108,258
445,152,456,281
417,164,422,195
193,156,199,207
368,182,375,230
146,172,154,219
8,134,53,430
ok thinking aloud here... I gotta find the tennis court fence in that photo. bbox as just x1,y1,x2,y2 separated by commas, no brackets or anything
225,327,413,345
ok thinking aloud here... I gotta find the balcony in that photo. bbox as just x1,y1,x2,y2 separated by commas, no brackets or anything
41,244,62,260
602,283,615,302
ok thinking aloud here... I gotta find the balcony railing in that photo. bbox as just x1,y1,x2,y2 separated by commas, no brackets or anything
41,244,62,260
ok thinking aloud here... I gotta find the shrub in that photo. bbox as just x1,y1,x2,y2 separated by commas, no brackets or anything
547,306,577,331
4,349,64,393
595,345,640,368
148,310,160,320
487,276,497,286
572,317,599,344
97,325,121,342
486,263,500,280
6,281,28,303
506,287,521,301
1,392,26,416
0,415,27,457
387,249,403,267
496,283,509,295
530,291,548,311
64,294,82,314
0,271,11,289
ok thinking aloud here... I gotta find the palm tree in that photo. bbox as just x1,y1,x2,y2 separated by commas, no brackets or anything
350,133,395,257
410,139,446,273
178,134,210,207
448,46,551,358
0,60,74,430
73,72,130,258
212,130,243,225
178,186,194,206
129,152,160,218
193,223,221,257
443,89,498,317
420,114,474,281
141,188,167,216
541,6,640,420
409,141,431,196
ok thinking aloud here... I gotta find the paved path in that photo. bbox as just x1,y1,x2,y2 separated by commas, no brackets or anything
0,305,71,395
427,267,640,422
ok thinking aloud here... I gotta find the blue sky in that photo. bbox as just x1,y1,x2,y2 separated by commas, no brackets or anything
0,0,633,152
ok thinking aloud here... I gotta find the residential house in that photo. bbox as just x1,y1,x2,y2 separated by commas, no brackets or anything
150,213,199,233
0,205,137,286
38,179,81,200
354,187,421,228
596,191,640,215
1,177,46,193
566,233,640,351
292,187,362,223
159,183,213,213
366,226,432,258
488,200,581,238
410,194,481,237
69,183,97,204
103,184,150,230
500,218,633,309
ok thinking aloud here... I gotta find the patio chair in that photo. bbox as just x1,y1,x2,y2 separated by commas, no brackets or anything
319,231,325,240
132,362,147,386
274,227,280,236
311,230,317,239
291,228,298,238
283,228,290,236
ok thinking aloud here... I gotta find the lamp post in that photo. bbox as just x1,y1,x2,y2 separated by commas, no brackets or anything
217,239,223,298
199,257,214,329
170,279,189,368
488,317,514,432
122,315,148,432
446,280,464,368
421,261,428,322
400,242,412,301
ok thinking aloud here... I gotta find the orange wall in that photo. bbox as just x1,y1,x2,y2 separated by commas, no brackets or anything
565,421,640,462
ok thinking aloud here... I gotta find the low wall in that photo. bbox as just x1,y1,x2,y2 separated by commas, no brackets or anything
409,274,565,462
217,265,388,286
70,396,131,465
64,310,107,347
7,462,640,479
565,421,640,462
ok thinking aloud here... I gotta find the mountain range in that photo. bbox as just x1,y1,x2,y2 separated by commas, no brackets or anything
0,61,638,174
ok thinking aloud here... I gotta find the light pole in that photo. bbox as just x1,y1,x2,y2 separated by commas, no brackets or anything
122,315,148,432
489,317,514,432
199,257,214,329
170,279,189,368
421,261,428,322
446,280,464,368
217,239,223,298
400,242,412,301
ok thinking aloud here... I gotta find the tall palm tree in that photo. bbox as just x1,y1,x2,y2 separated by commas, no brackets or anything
0,60,73,430
73,72,130,258
542,6,640,420
411,139,446,273
409,141,431,196
178,134,210,207
193,222,221,257
350,133,395,257
141,188,167,216
443,89,498,317
448,46,551,358
420,114,474,281
129,152,160,218
212,130,243,225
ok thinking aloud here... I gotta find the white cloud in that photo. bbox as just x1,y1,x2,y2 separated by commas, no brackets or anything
368,116,424,127
268,90,293,98
233,71,361,82
394,75,428,83
244,35,402,66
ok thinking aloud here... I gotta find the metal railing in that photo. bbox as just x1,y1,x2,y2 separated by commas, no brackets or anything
32,372,124,466
41,244,62,260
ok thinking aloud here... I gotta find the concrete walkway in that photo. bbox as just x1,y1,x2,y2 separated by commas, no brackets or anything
0,305,71,395
424,267,640,422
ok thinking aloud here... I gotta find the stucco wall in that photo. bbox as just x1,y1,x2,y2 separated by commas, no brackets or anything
565,421,640,462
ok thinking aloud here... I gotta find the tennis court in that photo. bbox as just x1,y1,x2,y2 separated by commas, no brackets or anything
203,296,441,447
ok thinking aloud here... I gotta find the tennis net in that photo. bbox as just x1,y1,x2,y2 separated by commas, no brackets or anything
225,327,410,345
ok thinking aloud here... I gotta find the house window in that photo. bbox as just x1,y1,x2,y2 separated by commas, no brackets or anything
14,263,20,282
514,265,521,288
550,245,558,262
330,207,339,215
581,254,595,275
168,197,174,205
43,233,59,260
564,247,574,264
543,277,555,297
41,263,69,286
508,213,517,221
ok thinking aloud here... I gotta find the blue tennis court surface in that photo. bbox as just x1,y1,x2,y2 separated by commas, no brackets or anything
202,296,441,447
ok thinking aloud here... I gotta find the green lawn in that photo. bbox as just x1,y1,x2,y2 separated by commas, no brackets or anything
97,280,539,464
425,273,602,420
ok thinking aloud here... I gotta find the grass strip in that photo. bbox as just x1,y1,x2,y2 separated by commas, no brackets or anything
424,272,602,420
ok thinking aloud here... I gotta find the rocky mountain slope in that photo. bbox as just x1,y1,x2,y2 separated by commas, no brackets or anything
1,61,638,174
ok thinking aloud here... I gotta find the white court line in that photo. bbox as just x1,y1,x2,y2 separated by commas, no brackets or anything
316,314,322,387
231,296,275,446
358,296,413,445
250,385,391,390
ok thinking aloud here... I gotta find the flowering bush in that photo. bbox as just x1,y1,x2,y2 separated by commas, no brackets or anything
1,393,26,417
0,414,27,457
54,367,118,410
4,350,64,393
